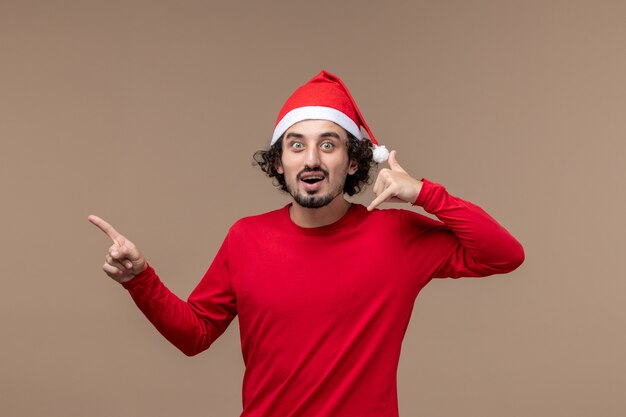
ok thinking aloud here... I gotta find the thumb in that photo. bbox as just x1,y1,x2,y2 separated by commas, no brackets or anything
388,150,406,173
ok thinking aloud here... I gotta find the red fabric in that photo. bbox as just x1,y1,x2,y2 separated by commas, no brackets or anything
123,179,524,416
275,70,379,145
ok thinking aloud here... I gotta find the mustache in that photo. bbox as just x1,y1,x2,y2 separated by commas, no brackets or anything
296,166,329,181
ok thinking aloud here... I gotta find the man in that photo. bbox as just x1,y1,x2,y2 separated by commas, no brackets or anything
89,70,524,417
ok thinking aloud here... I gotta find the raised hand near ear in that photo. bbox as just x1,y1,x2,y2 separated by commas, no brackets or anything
367,150,424,211
88,215,147,283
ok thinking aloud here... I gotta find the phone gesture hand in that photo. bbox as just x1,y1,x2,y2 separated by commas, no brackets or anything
367,150,423,211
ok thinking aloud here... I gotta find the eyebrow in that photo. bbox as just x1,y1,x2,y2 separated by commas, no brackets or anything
285,131,342,140
285,132,304,140
320,132,341,140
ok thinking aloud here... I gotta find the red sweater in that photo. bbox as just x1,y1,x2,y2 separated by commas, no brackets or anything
123,178,524,417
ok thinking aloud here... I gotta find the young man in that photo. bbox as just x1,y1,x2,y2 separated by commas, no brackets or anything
89,71,524,417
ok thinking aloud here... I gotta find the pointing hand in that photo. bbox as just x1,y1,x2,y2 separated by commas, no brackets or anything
367,150,424,211
88,215,147,283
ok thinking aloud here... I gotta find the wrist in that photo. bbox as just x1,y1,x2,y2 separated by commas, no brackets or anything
410,180,424,205
121,264,154,289
412,178,431,206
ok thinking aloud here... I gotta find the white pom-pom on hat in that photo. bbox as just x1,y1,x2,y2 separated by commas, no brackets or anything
272,70,388,164
372,145,389,163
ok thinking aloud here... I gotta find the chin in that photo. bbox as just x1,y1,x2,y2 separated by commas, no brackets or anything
294,193,335,209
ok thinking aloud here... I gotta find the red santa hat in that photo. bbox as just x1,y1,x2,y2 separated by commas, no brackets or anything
271,70,389,163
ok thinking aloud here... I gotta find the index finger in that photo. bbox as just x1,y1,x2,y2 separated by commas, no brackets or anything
88,215,122,242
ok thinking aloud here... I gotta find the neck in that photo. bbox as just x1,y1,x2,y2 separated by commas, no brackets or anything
289,195,352,228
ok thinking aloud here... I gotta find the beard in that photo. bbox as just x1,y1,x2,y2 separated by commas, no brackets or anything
291,190,338,208
286,167,346,209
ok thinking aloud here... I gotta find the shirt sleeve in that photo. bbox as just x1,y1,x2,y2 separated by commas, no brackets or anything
121,234,237,356
407,178,525,279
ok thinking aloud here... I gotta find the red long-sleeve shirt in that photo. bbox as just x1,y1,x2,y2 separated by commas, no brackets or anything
122,178,524,416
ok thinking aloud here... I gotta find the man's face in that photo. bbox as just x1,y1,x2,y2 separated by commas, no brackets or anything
277,120,358,209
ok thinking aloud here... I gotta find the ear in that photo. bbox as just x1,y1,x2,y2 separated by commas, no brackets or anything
276,159,284,174
347,158,358,175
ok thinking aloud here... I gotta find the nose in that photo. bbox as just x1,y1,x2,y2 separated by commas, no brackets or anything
305,146,321,166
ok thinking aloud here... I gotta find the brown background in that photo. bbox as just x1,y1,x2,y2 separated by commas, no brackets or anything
1,1,624,416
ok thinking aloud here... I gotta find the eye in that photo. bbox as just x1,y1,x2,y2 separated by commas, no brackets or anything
290,141,304,150
321,142,334,151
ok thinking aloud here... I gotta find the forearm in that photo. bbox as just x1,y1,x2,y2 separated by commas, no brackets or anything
122,266,219,356
415,178,525,276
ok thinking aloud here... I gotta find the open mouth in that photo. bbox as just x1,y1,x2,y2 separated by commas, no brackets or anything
298,169,327,185
301,175,324,184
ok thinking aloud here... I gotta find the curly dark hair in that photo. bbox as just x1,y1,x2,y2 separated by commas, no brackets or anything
253,131,375,196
